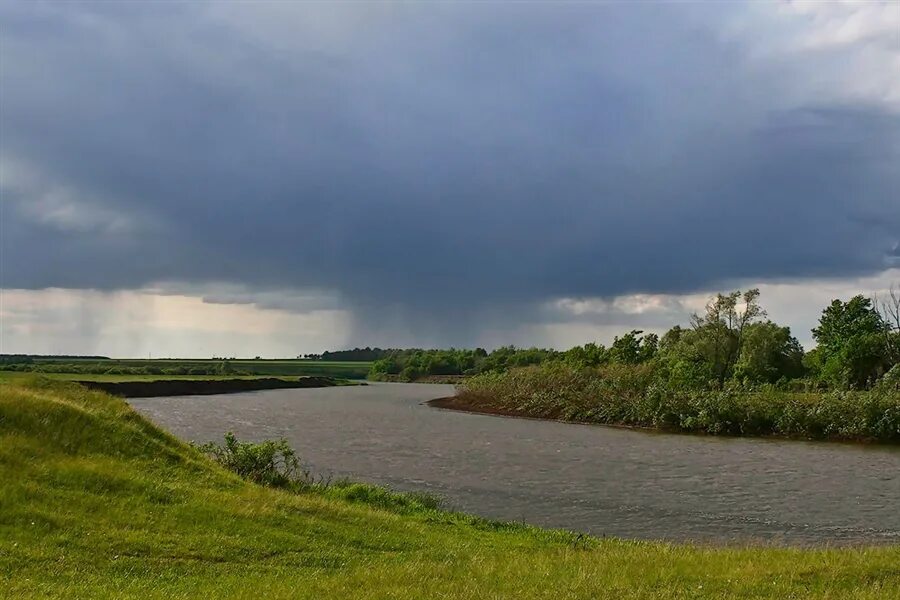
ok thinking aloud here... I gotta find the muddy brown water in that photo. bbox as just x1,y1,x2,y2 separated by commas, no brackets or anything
129,382,900,545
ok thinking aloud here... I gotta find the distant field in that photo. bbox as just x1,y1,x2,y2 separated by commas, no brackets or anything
0,372,348,384
2,358,372,380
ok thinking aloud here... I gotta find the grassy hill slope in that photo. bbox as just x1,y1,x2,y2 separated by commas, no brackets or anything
1,378,898,599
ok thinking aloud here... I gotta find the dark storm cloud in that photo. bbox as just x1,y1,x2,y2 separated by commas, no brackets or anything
2,1,898,343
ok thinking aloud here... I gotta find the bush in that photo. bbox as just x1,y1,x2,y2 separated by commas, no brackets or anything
195,433,447,513
196,433,307,488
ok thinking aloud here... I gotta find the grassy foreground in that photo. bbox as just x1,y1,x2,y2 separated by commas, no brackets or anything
1,379,898,599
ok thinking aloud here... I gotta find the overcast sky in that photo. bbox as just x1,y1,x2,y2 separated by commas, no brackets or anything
2,1,898,357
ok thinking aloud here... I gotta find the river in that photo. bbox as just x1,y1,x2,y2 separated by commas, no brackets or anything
129,382,900,545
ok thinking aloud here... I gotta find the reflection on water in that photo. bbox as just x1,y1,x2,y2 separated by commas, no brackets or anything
130,382,900,545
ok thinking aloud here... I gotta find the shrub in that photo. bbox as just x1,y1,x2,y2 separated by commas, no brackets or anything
196,433,307,488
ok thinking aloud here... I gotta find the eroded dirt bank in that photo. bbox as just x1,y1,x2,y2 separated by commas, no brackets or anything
427,395,531,418
77,377,339,398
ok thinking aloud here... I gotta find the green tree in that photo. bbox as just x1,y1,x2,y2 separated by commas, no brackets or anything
812,296,884,355
658,325,684,353
732,321,805,384
689,289,766,387
875,286,900,367
812,295,890,388
563,342,607,367
608,330,658,365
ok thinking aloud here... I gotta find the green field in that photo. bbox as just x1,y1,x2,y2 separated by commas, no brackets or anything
0,372,356,384
2,357,372,379
1,378,897,599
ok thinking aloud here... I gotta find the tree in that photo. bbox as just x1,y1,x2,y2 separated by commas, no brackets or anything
732,321,805,384
812,296,884,355
607,330,658,364
875,285,900,366
654,290,770,389
659,326,684,354
657,327,714,389
563,343,607,367
689,289,766,387
812,295,891,388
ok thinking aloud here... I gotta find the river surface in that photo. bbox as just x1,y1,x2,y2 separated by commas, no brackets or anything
130,383,900,545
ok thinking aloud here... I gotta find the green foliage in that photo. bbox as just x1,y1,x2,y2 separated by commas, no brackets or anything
367,286,900,391
368,337,664,382
607,330,658,365
368,346,560,381
562,342,607,367
461,362,900,442
317,347,400,361
813,296,893,388
446,289,899,441
813,296,885,355
196,433,306,489
732,321,805,384
877,364,900,391
0,360,254,376
684,289,767,387
0,358,371,379
320,481,444,513
656,312,800,390
194,435,447,512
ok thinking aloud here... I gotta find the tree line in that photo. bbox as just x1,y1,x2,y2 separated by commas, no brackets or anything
367,288,900,390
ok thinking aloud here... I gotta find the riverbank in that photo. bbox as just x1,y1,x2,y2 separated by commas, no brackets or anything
0,356,373,379
453,364,900,443
2,378,898,598
74,376,346,398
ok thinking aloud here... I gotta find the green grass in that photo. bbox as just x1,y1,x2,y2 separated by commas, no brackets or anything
0,372,359,385
0,371,270,383
3,358,373,379
1,378,898,599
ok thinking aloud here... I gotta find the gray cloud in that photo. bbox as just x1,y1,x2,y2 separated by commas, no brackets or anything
2,1,898,345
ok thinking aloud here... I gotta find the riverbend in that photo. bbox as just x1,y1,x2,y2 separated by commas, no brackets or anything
130,383,900,545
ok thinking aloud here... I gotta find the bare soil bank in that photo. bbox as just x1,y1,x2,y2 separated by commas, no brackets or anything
427,395,530,418
77,377,339,398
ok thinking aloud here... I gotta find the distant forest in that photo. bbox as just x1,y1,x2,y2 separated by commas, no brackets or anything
302,348,399,362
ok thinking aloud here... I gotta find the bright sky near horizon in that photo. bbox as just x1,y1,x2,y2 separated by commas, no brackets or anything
1,1,898,356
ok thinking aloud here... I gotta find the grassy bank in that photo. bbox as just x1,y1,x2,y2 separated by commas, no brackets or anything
0,372,351,384
0,371,242,383
1,378,898,598
456,363,900,442
1,358,372,379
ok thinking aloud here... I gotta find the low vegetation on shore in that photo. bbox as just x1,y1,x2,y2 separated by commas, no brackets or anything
394,290,900,441
2,378,898,599
454,362,900,441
